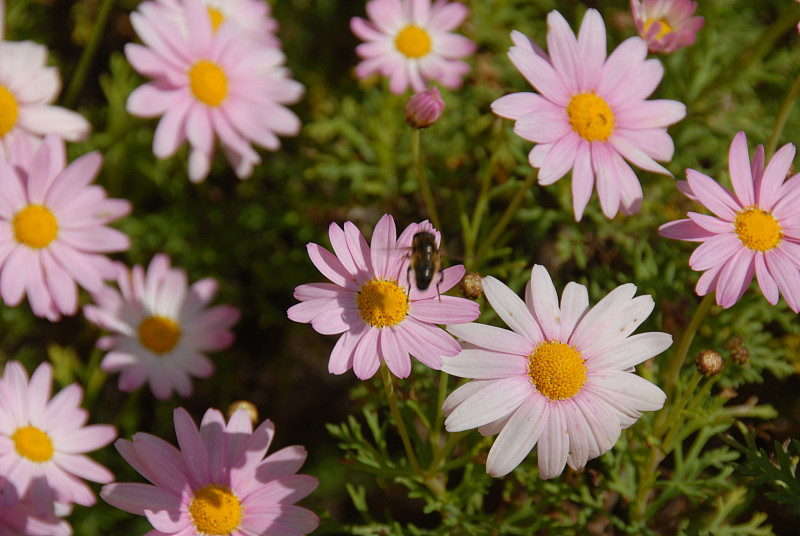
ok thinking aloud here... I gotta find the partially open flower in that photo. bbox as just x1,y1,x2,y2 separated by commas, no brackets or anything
404,86,445,128
630,0,704,54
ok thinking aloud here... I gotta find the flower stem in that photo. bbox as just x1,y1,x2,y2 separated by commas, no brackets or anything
380,361,422,475
659,292,714,405
411,128,441,231
766,69,800,159
64,0,117,109
474,170,538,264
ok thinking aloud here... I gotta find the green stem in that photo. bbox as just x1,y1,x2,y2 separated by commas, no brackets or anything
411,128,441,231
64,0,117,109
765,69,800,159
464,117,505,269
474,170,538,264
380,361,422,474
659,292,714,405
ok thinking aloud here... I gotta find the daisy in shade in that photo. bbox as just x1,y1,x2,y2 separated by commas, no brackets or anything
125,0,304,182
0,360,116,513
83,254,240,400
0,497,72,536
101,407,319,536
0,134,130,321
288,214,480,380
155,0,281,48
442,265,670,478
491,9,686,221
659,132,800,312
630,0,704,54
0,40,90,160
350,0,477,94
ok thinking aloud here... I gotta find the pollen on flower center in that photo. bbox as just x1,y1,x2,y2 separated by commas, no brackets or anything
566,92,615,142
395,25,432,58
527,340,587,400
188,60,228,107
207,7,224,31
12,426,54,463
734,206,783,252
644,18,673,40
0,85,18,137
189,484,243,536
356,279,409,328
13,205,58,249
138,316,182,354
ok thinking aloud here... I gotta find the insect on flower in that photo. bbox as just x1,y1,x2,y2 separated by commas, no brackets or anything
408,231,444,299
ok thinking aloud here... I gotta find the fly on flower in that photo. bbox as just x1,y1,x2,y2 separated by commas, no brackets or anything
408,229,443,299
287,214,479,380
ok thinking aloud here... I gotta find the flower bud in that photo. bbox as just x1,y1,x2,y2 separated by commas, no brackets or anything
696,349,723,377
459,272,484,300
404,86,445,129
227,400,259,424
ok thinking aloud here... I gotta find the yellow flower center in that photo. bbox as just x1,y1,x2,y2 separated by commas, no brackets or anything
13,205,58,249
13,426,54,463
395,25,432,58
644,18,673,40
138,316,182,354
188,60,228,107
566,92,615,142
356,279,409,328
0,85,18,137
734,206,783,252
207,7,224,31
527,340,587,401
189,484,243,536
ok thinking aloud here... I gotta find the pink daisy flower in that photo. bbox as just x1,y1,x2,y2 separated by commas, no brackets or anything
0,360,116,513
125,0,304,182
83,254,240,400
491,9,686,220
0,41,91,160
287,214,480,380
101,407,319,536
0,497,72,536
0,134,130,321
154,0,281,48
630,0,704,54
659,131,800,312
442,265,670,478
350,0,477,94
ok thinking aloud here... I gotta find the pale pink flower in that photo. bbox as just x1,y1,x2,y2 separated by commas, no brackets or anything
351,0,476,94
288,214,480,380
102,407,319,536
491,9,686,220
0,361,116,513
83,254,240,400
0,41,90,161
630,0,704,54
125,0,304,182
155,0,281,48
0,497,72,536
659,132,800,311
442,265,670,478
0,134,130,320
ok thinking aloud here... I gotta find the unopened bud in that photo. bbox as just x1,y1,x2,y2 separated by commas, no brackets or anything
404,86,444,129
696,350,723,377
730,346,750,365
227,400,259,424
459,272,484,300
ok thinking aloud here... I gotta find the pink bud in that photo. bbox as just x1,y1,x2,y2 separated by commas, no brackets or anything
404,86,445,129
